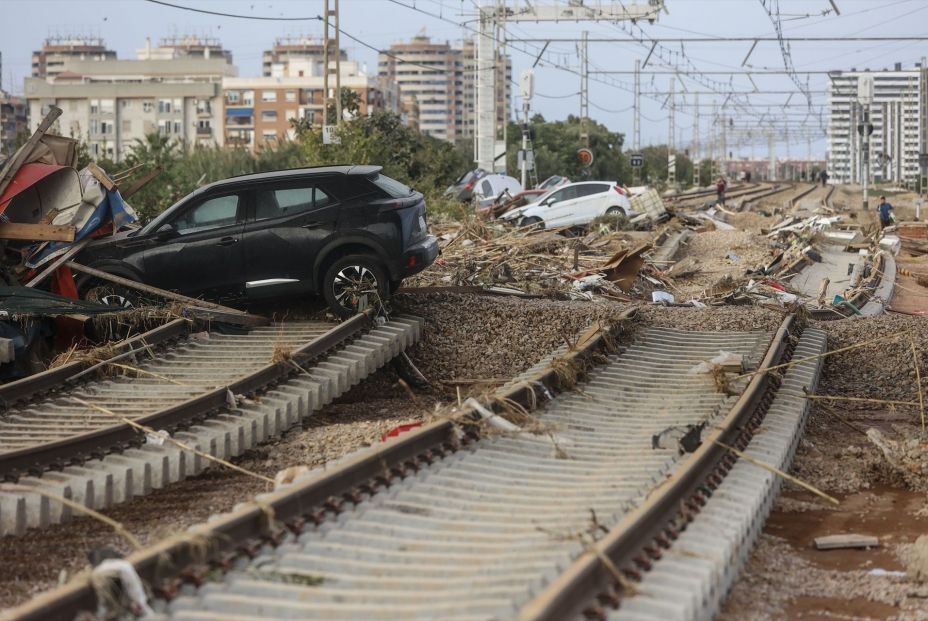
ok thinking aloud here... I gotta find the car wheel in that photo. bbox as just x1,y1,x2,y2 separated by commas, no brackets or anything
606,206,626,216
519,216,544,229
84,284,141,309
323,255,388,319
390,278,404,294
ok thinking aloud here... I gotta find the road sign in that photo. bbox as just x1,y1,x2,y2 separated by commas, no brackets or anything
322,125,340,145
577,148,594,167
630,153,644,168
517,149,535,170
520,69,534,100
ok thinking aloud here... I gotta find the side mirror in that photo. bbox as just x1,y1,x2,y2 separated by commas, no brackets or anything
155,222,179,240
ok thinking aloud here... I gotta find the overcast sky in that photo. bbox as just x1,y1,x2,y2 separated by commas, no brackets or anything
2,0,927,158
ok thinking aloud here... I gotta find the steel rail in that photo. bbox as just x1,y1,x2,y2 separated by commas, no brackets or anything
0,318,190,408
4,308,638,621
0,311,373,479
517,314,797,621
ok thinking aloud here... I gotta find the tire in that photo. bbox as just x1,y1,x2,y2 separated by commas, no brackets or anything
83,284,142,309
519,216,544,229
390,279,404,294
322,254,389,318
606,206,626,216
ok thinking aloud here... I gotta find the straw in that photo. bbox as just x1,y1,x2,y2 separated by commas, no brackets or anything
72,398,275,485
714,440,839,505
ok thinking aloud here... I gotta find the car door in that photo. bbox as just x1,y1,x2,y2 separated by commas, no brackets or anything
141,190,247,299
542,185,581,227
240,178,339,299
576,183,613,223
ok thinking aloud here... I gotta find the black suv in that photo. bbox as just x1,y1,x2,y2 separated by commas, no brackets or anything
76,165,438,317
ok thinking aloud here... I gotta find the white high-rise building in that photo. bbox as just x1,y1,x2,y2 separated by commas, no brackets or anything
828,64,925,185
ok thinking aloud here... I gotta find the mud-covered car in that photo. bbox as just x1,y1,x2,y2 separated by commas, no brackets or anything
75,165,438,317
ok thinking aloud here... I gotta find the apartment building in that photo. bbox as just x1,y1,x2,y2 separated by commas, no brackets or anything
24,55,235,161
378,35,511,143
31,36,116,78
137,35,233,63
262,36,345,78
0,90,28,156
828,63,926,185
223,59,387,151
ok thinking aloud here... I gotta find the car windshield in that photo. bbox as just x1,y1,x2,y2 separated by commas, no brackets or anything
372,174,413,198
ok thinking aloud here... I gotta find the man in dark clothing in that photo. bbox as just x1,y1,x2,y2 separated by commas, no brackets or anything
716,177,727,206
819,170,829,187
878,196,894,228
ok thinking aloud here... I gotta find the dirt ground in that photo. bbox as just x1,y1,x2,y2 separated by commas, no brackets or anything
5,181,928,618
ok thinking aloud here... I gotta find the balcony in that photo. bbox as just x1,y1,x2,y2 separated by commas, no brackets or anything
196,126,212,136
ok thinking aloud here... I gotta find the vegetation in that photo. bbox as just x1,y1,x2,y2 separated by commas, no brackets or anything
91,107,702,224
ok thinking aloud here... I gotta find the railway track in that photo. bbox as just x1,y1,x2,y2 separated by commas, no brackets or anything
5,310,828,621
0,312,423,536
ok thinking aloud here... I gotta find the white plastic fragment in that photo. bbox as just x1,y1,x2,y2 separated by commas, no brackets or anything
145,429,169,446
92,559,155,618
688,350,744,374
465,398,521,432
652,291,675,303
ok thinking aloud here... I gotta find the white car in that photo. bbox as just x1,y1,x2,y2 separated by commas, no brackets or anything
500,181,635,229
472,174,523,208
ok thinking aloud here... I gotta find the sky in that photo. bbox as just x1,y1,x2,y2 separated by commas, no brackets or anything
2,0,927,160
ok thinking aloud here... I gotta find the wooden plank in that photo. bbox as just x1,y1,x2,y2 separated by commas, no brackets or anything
0,222,75,242
86,163,116,191
814,534,880,550
120,167,161,199
65,261,268,327
0,106,62,199
23,238,91,288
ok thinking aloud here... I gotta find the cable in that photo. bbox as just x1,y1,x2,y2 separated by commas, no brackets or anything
144,0,320,20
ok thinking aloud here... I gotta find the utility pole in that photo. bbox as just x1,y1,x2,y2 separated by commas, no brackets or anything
768,132,776,180
633,59,641,185
580,30,590,148
477,1,664,172
334,0,342,127
322,0,330,128
667,76,675,185
520,69,534,189
720,107,727,179
693,92,700,187
858,74,874,210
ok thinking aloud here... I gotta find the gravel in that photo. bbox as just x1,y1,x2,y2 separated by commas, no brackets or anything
674,229,775,292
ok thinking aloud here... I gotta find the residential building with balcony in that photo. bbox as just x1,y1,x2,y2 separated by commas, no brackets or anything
378,34,511,143
0,90,27,156
828,63,926,185
31,36,116,78
137,35,232,63
262,36,345,78
24,55,235,161
223,59,386,152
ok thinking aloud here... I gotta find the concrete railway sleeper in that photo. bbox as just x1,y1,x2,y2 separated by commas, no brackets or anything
0,312,424,536
3,308,828,621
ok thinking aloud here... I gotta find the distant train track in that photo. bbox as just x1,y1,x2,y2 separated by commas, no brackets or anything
6,310,829,621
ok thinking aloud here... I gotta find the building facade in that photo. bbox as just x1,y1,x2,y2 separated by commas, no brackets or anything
31,36,116,78
0,90,27,157
223,59,387,151
24,56,234,161
262,36,345,78
828,64,924,185
378,35,511,143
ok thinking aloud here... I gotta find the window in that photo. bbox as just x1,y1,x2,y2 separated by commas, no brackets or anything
173,121,182,134
120,100,131,109
578,184,609,198
100,99,115,114
371,174,411,198
285,90,296,103
243,90,255,105
253,186,330,220
90,99,100,114
261,110,278,122
100,121,112,134
174,194,241,234
143,100,154,113
480,179,492,195
262,91,278,103
121,119,132,133
173,98,183,111
227,91,240,103
158,99,172,114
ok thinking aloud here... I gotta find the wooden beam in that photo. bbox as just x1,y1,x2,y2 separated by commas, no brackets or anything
0,106,62,199
86,163,116,191
23,238,90,288
65,261,268,327
121,167,161,199
0,222,75,242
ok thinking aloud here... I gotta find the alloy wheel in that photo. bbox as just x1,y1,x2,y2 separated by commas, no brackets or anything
331,265,380,313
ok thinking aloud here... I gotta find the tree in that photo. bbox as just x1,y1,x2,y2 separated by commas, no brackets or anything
505,114,630,187
326,87,362,124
